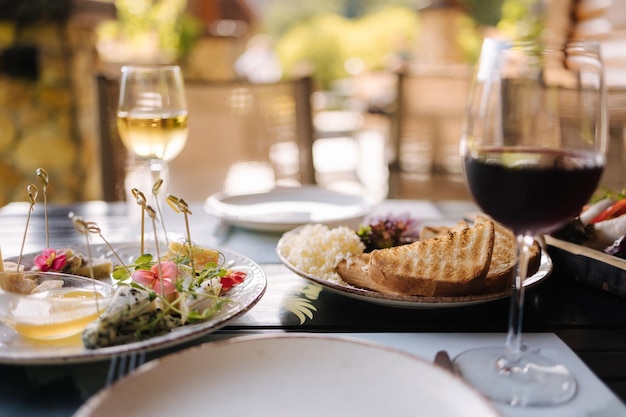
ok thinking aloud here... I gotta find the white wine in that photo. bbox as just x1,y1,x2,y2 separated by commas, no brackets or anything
117,112,189,162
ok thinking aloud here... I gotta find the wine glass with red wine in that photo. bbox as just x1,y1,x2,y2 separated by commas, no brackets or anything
455,39,607,406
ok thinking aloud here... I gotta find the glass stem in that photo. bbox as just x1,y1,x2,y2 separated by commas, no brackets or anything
148,159,169,240
503,233,532,367
149,159,168,188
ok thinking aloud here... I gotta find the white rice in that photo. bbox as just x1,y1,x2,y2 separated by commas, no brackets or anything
279,224,365,284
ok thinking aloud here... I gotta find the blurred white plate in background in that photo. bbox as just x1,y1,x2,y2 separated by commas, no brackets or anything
205,186,374,232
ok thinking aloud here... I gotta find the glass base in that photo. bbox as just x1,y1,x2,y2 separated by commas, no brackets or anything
453,346,577,406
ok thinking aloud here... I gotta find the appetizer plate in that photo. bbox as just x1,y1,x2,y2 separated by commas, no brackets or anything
277,230,552,309
204,186,374,232
74,334,501,417
0,245,266,364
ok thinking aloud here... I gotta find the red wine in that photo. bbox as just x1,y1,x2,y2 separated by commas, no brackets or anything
464,148,603,234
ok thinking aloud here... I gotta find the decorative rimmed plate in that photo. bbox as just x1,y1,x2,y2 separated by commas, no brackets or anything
277,228,552,309
204,186,375,232
0,245,266,364
74,334,501,417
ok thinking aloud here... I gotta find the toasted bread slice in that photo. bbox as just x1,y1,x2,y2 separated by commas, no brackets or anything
474,214,542,293
475,214,516,292
336,253,385,292
367,220,495,297
420,221,468,240
420,225,451,241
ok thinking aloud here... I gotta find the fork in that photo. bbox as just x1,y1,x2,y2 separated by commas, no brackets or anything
105,350,147,386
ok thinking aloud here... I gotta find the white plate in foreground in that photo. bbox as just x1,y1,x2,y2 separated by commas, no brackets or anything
0,246,266,364
205,186,374,232
75,334,501,417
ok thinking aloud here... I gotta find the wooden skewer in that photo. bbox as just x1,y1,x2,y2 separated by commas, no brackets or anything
68,212,132,279
36,168,49,248
145,205,164,297
69,213,103,312
152,179,169,247
166,194,195,273
131,188,147,255
17,185,38,271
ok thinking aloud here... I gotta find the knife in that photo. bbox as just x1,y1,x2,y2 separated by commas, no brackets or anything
433,350,459,375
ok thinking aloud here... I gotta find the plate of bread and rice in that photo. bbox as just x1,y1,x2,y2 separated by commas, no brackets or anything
276,213,552,308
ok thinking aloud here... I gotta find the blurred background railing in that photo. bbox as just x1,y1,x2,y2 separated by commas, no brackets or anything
0,0,623,205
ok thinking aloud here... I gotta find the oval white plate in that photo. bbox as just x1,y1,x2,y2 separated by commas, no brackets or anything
75,334,501,417
277,228,552,309
204,186,374,232
0,246,266,364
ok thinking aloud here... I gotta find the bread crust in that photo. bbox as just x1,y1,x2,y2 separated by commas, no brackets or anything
475,214,541,293
336,253,380,292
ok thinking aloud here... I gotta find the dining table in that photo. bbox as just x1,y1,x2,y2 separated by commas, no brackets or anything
0,197,624,417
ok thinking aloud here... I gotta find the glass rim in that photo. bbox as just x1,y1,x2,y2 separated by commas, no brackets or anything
120,64,182,73
482,37,601,53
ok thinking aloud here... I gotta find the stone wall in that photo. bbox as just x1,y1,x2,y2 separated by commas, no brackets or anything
0,7,104,206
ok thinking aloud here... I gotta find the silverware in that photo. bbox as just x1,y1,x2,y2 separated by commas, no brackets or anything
433,350,458,375
105,350,146,386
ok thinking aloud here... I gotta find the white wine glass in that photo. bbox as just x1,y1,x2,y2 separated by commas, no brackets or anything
117,65,188,201
455,39,607,406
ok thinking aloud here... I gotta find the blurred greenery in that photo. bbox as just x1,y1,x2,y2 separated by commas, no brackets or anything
455,12,483,65
497,0,546,41
262,0,506,39
261,0,420,39
268,0,493,88
274,6,420,88
98,0,541,86
97,0,200,61
461,0,505,26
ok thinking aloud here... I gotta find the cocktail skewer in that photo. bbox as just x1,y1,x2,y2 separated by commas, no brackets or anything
145,204,165,297
166,195,195,274
69,213,105,312
69,214,94,279
152,179,169,247
36,168,49,248
17,184,38,271
68,213,132,278
131,188,147,255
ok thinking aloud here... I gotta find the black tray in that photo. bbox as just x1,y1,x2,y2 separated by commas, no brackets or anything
545,235,626,298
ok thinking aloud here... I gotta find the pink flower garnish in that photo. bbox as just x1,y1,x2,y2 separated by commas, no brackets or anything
132,261,178,298
33,248,67,272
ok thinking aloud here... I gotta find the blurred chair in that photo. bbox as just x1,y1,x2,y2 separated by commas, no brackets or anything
96,75,315,202
387,67,473,200
545,0,626,191
390,67,472,177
